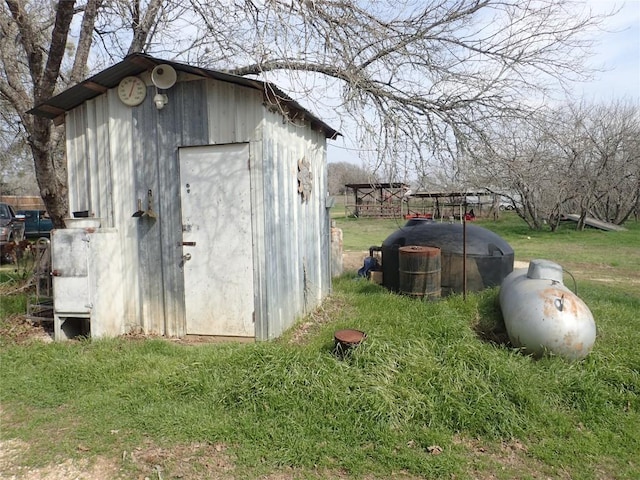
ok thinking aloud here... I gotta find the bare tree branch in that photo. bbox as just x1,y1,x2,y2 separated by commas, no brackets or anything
0,0,624,226
127,0,163,54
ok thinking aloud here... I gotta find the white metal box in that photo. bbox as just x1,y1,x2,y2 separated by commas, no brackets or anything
51,228,124,340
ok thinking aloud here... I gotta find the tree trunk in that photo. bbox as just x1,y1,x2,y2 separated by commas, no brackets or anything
30,117,67,228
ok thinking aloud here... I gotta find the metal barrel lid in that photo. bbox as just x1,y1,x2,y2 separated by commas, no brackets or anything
334,329,366,345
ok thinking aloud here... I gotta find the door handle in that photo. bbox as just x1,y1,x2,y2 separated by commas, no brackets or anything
182,253,192,262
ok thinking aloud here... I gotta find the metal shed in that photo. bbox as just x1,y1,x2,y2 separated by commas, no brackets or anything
29,53,339,341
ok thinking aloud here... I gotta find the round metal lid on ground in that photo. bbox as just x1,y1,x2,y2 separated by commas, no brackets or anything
333,329,367,358
334,329,367,346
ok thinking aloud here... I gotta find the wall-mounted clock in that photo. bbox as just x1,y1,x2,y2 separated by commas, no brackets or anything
117,76,147,106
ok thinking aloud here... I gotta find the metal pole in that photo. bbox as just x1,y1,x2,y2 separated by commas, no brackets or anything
462,204,467,300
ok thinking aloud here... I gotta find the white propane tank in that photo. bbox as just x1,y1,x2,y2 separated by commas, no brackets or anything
499,259,596,361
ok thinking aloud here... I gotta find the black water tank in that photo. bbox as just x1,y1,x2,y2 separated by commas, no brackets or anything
381,219,514,295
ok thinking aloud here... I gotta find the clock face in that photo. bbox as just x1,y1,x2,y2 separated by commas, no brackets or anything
117,76,147,106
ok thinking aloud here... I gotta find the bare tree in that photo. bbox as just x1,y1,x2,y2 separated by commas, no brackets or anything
0,0,175,225
468,100,640,230
1,1,615,224
188,1,609,179
466,114,563,230
327,161,379,196
554,100,640,228
0,96,37,195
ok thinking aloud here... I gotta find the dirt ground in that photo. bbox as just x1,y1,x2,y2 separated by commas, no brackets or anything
0,426,568,480
342,250,371,273
0,435,552,480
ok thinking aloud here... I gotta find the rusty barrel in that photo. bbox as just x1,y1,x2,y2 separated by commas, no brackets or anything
398,245,441,300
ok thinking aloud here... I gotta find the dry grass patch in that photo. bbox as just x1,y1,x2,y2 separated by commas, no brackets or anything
0,439,120,480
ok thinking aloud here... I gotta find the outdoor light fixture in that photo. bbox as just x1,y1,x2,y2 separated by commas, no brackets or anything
154,93,168,110
150,64,177,110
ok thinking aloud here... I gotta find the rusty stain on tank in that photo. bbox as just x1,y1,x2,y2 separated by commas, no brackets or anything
539,287,583,318
563,332,576,346
500,260,596,361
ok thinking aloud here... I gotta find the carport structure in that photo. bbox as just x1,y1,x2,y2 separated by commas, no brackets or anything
344,183,409,218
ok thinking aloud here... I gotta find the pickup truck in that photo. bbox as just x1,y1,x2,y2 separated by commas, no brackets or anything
18,209,54,238
0,202,26,263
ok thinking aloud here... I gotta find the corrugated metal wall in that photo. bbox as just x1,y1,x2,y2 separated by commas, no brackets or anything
64,74,331,340
257,109,330,340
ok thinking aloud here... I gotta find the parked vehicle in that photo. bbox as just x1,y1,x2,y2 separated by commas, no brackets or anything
0,202,26,263
18,209,54,238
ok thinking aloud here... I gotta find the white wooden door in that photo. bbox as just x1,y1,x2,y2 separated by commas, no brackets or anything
179,144,255,337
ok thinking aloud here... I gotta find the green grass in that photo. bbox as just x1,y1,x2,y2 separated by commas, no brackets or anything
0,264,33,285
334,216,405,250
1,214,639,478
1,282,638,478
0,266,29,331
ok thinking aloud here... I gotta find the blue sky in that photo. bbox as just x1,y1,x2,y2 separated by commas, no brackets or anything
328,1,640,165
579,0,640,100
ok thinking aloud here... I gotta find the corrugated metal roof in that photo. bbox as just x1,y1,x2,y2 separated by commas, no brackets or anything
27,53,340,139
